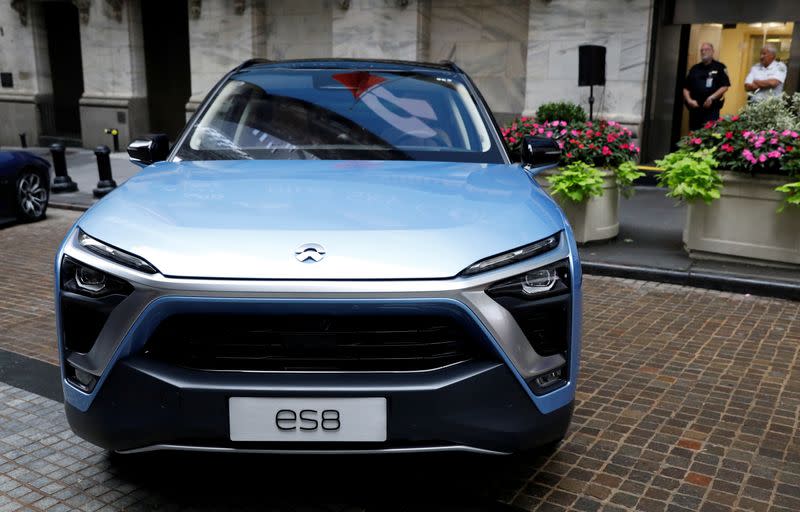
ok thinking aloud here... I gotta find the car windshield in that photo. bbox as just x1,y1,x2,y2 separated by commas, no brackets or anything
174,68,504,163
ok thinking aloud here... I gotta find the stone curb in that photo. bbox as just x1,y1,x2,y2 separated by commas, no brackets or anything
582,261,800,302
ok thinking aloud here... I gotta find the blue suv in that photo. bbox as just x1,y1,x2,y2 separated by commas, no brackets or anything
56,59,581,455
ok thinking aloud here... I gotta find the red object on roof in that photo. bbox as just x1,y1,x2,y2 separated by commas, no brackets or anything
332,71,387,100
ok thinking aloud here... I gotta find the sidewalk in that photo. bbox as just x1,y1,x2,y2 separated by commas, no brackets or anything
579,187,800,301
14,146,799,300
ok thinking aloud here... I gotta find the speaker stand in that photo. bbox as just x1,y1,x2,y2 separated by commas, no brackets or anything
588,85,594,121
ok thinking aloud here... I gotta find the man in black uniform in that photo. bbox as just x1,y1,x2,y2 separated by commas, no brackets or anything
683,42,730,130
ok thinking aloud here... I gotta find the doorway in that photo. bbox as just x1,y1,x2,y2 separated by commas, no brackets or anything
42,1,83,140
679,22,795,137
141,0,191,141
642,0,800,162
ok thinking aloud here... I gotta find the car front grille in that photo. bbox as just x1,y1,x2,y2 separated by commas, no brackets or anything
142,313,489,372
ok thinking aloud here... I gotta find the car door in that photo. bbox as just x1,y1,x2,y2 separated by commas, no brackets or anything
0,152,18,217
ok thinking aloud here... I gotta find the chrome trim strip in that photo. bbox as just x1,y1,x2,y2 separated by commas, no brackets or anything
116,444,510,456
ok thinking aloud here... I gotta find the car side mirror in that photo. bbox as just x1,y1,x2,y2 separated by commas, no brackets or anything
520,135,561,172
127,134,170,167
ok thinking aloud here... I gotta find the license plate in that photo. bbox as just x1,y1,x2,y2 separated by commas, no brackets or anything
229,397,387,442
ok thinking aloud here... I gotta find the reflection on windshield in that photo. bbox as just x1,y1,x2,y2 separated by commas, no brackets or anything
176,69,502,164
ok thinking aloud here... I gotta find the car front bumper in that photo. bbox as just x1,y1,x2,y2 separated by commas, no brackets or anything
56,227,582,454
65,356,573,454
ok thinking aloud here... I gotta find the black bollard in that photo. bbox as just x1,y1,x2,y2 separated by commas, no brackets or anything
50,143,78,193
92,145,117,198
104,128,120,152
19,133,27,148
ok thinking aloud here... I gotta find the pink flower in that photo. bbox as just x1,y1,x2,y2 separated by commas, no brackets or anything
586,121,593,127
602,146,612,156
509,137,517,143
561,120,568,127
621,143,630,150
768,150,782,158
792,132,799,138
758,154,767,163
742,149,757,163
538,128,544,134
691,138,702,145
586,130,594,137
545,131,553,137
721,143,734,153
560,129,567,135
770,138,778,145
725,132,733,139
608,121,617,126
743,130,752,138
566,152,573,158
571,129,580,136
782,129,792,137
731,115,740,121
511,123,517,130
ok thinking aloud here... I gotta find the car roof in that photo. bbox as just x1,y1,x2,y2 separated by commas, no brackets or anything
235,58,461,75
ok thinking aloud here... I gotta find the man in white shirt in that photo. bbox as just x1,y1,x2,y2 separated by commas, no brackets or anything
744,45,787,101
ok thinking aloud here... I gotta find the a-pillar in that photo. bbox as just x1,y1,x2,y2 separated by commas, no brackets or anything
332,0,430,61
185,0,267,118
0,1,52,146
77,0,148,149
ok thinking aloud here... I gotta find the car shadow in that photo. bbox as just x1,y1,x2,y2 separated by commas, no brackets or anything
107,450,550,511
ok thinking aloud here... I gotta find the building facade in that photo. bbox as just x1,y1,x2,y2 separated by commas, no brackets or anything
0,0,798,161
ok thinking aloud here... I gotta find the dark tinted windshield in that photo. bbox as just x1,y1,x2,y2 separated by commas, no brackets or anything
174,68,504,163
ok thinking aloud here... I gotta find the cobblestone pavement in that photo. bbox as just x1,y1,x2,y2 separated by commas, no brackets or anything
1,213,799,511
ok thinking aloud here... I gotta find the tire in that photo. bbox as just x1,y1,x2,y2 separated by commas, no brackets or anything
15,169,49,222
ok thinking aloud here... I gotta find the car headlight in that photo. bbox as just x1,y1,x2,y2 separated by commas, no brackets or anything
487,259,571,395
60,256,135,392
77,229,158,274
460,233,560,276
486,260,570,299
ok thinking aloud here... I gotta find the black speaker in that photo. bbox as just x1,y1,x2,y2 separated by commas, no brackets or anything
578,45,606,86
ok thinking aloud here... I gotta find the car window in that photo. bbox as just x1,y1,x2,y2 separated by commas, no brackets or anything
176,69,504,164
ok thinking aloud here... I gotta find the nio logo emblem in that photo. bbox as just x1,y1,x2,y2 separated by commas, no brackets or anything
295,243,326,263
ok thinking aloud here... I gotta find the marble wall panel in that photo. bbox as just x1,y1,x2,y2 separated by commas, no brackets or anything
525,0,653,124
332,0,421,61
455,42,510,76
430,1,529,115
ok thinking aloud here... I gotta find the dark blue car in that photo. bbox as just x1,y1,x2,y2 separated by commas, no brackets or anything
0,151,51,222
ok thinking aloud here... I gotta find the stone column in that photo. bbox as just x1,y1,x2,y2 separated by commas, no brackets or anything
78,0,148,148
185,0,266,118
265,0,333,60
524,0,654,128
332,0,428,61
0,1,52,146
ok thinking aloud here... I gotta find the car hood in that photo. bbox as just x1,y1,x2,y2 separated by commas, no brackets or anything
77,160,565,280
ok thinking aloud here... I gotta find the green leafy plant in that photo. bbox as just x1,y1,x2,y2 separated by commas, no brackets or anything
738,94,800,133
616,161,645,198
535,101,587,124
656,149,722,204
775,181,800,211
547,161,605,202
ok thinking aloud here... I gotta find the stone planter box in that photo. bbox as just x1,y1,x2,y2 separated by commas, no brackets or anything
535,169,619,244
684,171,800,265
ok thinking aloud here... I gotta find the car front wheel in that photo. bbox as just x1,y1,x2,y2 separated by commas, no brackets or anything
16,169,49,222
